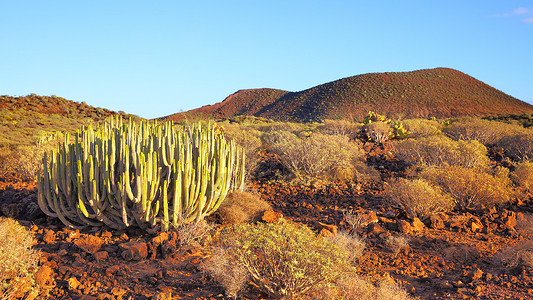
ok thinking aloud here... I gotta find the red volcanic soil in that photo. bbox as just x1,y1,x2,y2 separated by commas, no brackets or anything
162,68,533,122
1,144,533,299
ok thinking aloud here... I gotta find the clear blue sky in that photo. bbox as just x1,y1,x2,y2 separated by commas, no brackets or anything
1,1,532,119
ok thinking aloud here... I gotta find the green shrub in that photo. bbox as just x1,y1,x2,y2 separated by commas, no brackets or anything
384,178,454,219
267,132,366,182
205,220,354,299
421,166,513,210
392,135,490,171
0,218,41,300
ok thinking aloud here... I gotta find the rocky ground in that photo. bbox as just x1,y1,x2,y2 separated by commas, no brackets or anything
1,144,533,299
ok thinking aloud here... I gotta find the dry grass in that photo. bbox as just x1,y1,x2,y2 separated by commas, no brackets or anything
199,247,249,299
0,217,41,300
329,231,366,265
216,190,271,225
498,240,533,272
384,178,454,219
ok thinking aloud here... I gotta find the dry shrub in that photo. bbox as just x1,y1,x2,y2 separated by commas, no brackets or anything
421,166,512,210
402,119,442,138
498,131,533,161
257,122,306,135
498,240,533,272
512,161,533,191
443,117,523,145
329,231,366,265
384,235,410,258
318,119,362,139
199,247,249,299
216,190,271,225
205,220,354,299
392,135,490,171
267,132,366,182
343,209,366,232
175,220,213,251
363,121,392,143
0,217,41,300
384,178,454,219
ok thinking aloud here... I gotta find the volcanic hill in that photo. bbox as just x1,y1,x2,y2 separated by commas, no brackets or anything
163,68,533,122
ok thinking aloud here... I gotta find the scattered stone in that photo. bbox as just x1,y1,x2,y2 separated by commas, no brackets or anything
471,221,483,233
471,268,484,281
152,292,172,300
34,265,53,288
317,222,338,235
503,213,517,231
262,209,283,223
0,203,19,218
120,241,148,261
369,223,387,235
412,217,426,232
360,211,379,226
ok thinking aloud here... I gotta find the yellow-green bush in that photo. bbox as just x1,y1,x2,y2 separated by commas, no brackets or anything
204,220,354,299
384,178,454,219
0,218,41,300
392,135,490,171
421,166,513,210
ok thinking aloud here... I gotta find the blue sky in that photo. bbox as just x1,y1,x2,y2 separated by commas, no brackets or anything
1,1,532,119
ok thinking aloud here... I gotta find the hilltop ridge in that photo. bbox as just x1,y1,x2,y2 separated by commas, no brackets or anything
163,68,533,122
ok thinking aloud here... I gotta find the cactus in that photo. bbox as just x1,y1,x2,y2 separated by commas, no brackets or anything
37,117,245,232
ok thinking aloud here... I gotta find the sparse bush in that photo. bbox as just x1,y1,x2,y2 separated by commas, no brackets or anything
0,217,41,300
216,190,271,225
498,240,533,272
363,121,392,143
402,118,442,138
267,132,366,182
175,220,213,251
206,220,354,299
392,135,490,171
421,166,513,210
199,247,249,299
343,209,366,232
443,117,523,145
318,119,362,139
512,161,533,191
498,131,533,161
384,178,453,219
329,231,366,265
384,235,410,258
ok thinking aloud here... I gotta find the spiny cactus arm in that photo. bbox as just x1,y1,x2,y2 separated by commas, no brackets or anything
161,179,170,231
37,170,58,218
172,163,183,227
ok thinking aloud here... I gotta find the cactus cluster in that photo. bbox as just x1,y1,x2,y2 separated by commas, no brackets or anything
37,117,245,232
361,111,411,140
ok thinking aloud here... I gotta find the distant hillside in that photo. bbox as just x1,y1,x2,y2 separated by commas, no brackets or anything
0,94,138,147
163,68,533,122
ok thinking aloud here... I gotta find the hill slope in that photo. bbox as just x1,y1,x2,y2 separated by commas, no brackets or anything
163,68,533,122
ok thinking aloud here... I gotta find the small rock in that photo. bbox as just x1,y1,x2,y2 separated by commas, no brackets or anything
111,287,127,297
504,214,517,231
74,235,104,254
369,223,387,235
429,214,445,229
34,265,53,288
0,203,19,218
471,268,483,281
471,221,483,233
262,209,283,223
94,251,109,263
152,292,172,300
317,222,338,235
397,220,413,234
68,277,81,290
105,265,120,276
412,217,425,232
360,211,379,226
120,241,148,261
42,229,56,244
